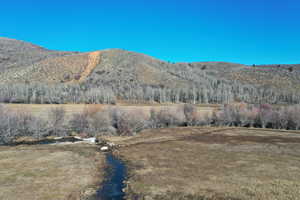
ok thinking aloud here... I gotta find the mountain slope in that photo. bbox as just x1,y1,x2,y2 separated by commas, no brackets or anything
0,37,300,104
0,37,74,71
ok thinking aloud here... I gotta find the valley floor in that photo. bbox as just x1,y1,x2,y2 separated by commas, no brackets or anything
109,127,300,200
0,144,105,200
1,127,300,200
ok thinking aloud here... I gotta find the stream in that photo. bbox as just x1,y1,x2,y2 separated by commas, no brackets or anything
96,153,127,200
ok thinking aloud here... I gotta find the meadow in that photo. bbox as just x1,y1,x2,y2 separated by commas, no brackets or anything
111,127,300,199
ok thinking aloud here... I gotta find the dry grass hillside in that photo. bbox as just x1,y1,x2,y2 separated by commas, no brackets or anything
0,50,103,83
0,37,74,71
1,37,300,103
86,49,191,89
227,64,300,92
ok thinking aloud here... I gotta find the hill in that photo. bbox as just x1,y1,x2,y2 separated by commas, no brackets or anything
0,37,75,71
0,37,300,104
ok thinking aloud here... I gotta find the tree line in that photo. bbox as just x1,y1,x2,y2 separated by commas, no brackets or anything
213,103,300,130
2,103,300,145
0,80,299,105
0,83,116,104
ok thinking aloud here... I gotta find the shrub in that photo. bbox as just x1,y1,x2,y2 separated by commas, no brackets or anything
69,112,89,134
183,104,199,126
87,109,113,134
291,105,300,130
114,109,148,136
214,103,246,126
3,102,300,145
154,106,186,128
214,103,300,130
47,107,66,136
258,104,273,128
0,108,47,144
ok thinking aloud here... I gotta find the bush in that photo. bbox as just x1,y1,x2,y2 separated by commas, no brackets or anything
47,107,66,136
114,109,148,136
214,102,300,130
291,105,300,130
0,107,47,144
183,104,199,126
87,109,114,134
257,104,273,128
3,102,300,145
69,113,89,134
154,106,186,128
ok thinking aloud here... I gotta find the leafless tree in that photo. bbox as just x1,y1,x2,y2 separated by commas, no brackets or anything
258,104,273,128
69,112,89,134
291,105,300,130
183,104,198,126
47,107,66,136
87,109,113,134
115,109,148,136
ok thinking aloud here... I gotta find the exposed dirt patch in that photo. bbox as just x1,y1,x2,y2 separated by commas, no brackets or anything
77,51,102,82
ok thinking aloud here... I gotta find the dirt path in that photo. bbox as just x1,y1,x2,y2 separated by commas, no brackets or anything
77,51,101,82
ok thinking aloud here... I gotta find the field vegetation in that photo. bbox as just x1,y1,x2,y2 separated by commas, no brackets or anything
111,127,300,200
0,144,105,200
1,101,300,199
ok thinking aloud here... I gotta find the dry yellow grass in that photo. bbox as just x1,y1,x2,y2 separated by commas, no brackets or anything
0,50,102,84
4,103,217,120
0,144,105,200
4,104,106,120
111,127,300,199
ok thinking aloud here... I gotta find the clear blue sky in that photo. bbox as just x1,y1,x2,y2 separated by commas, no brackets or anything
1,0,300,64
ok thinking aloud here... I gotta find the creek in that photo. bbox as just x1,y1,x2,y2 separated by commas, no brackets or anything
96,153,127,200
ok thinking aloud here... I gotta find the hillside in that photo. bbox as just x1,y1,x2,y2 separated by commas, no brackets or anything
0,37,75,71
0,37,300,104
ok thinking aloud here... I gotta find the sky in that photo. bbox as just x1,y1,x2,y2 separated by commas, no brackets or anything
1,0,300,64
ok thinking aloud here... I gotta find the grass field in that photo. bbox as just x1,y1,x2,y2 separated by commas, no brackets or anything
108,127,300,200
4,103,217,120
0,144,105,200
1,127,300,199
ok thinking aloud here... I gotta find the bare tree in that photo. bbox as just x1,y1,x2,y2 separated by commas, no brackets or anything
292,105,300,130
88,109,113,134
183,104,198,126
69,112,89,134
115,110,148,136
258,104,273,128
47,107,66,136
155,107,185,128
